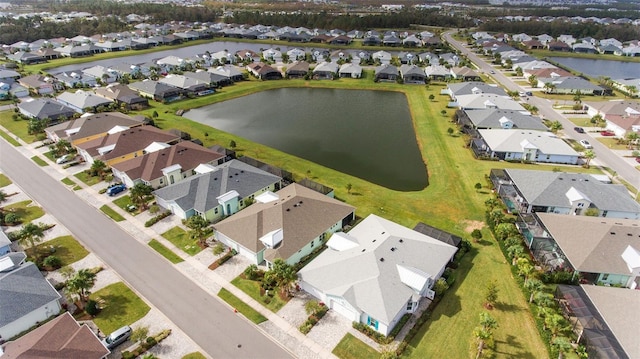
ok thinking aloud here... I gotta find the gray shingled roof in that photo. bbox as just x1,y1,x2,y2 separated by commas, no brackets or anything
153,159,282,214
0,261,61,327
506,169,640,214
18,99,76,120
463,109,549,131
299,214,457,324
447,82,507,97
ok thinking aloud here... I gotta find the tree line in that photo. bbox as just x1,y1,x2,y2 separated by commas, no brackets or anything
479,19,640,42
0,15,129,44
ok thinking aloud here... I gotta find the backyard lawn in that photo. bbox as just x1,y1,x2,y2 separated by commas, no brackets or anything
218,288,268,324
161,226,203,256
90,282,151,334
2,200,45,223
231,276,288,313
28,235,89,266
0,173,11,187
332,333,380,359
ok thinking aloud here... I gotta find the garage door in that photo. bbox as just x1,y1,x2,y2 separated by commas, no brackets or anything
331,299,356,322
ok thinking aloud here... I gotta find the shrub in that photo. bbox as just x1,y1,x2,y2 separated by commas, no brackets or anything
352,322,391,344
144,211,171,227
148,205,160,214
42,255,62,269
212,242,225,255
4,213,20,224
85,299,100,316
121,351,135,359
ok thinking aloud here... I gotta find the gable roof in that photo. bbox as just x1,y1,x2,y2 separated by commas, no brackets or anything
537,213,640,274
2,312,110,358
286,61,310,74
158,74,208,91
18,99,76,120
111,141,225,183
153,159,282,214
214,184,354,262
456,94,525,111
447,82,507,97
339,63,362,74
479,129,578,156
505,169,640,215
585,100,640,117
46,112,144,142
94,84,147,104
463,109,548,131
539,77,604,91
56,90,112,111
313,61,339,74
0,261,61,328
299,214,457,324
128,80,181,97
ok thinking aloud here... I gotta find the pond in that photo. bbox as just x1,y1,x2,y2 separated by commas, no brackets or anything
549,57,640,79
184,88,428,191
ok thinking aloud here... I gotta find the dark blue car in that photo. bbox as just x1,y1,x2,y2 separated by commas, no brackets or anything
106,184,126,196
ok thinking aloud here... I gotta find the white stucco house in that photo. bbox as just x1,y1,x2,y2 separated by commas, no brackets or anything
298,214,457,336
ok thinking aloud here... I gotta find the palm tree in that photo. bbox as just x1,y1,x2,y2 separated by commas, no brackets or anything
517,258,535,284
19,222,46,257
528,75,538,88
583,149,596,169
185,215,209,246
474,312,498,359
269,259,297,297
507,244,525,265
549,120,563,134
625,131,639,149
552,337,573,359
66,268,97,310
544,82,556,94
90,160,107,180
525,279,545,303
0,189,7,203
129,183,153,210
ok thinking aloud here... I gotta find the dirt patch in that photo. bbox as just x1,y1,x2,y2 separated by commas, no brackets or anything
462,220,485,233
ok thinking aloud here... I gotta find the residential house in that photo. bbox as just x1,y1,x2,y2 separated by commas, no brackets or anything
0,253,62,340
402,35,422,47
573,42,598,54
313,62,339,80
18,98,76,122
397,52,416,65
111,141,226,189
56,90,113,113
523,67,572,81
129,80,183,102
399,64,425,84
600,38,623,48
246,62,282,80
338,63,362,79
555,285,639,358
54,44,102,58
18,74,61,95
286,61,310,79
82,65,119,84
525,214,640,289
55,71,97,88
94,84,149,110
94,40,129,52
214,183,355,266
235,49,261,63
538,77,606,95
298,214,457,336
159,74,210,95
154,159,283,221
183,71,232,88
454,94,525,111
0,229,10,256
536,34,554,44
75,125,180,166
424,65,452,81
598,44,623,56
490,168,640,219
329,35,351,46
522,40,544,49
439,53,460,67
443,82,507,101
262,48,282,62
457,109,547,134
363,35,382,46
155,55,189,73
558,34,577,46
512,33,532,42
374,64,398,82
209,50,235,65
7,51,45,65
547,41,572,52
450,67,481,81
382,34,402,47
0,69,20,83
585,100,640,137
286,48,307,62
45,111,145,144
372,51,392,65
516,60,557,72
208,65,244,82
473,129,579,164
2,311,110,358
8,83,29,99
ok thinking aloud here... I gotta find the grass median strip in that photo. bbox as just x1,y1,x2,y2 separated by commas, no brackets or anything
99,205,125,222
0,128,20,146
218,288,267,324
148,239,184,264
0,173,12,187
61,177,76,186
30,155,48,167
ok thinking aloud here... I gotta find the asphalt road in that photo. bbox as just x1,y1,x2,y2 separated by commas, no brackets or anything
0,139,293,359
443,31,640,190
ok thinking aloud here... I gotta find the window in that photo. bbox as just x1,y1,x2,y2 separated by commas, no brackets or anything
159,178,163,184
311,240,315,248
214,208,219,214
602,274,609,281
602,210,608,217
406,301,414,311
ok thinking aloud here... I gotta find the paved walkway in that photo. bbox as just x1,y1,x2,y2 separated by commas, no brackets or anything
0,124,342,359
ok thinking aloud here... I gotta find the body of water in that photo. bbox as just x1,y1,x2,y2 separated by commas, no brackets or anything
185,88,428,191
549,57,640,79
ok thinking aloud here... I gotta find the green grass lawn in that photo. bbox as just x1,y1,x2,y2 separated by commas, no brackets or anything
99,205,125,222
182,353,207,359
217,288,268,324
74,171,103,186
90,282,151,334
0,111,37,143
0,173,11,187
231,276,288,313
161,227,203,256
0,128,21,146
2,200,45,223
61,177,76,186
567,117,593,127
28,235,89,266
148,239,184,264
112,195,141,215
332,333,380,359
43,151,56,161
596,137,629,150
30,155,48,167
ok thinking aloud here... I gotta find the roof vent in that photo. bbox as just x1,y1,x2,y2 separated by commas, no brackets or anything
229,175,233,178
610,232,616,235
628,233,633,236
390,247,396,252
286,208,290,212
399,239,404,243
372,239,376,243
362,249,365,252
379,258,384,262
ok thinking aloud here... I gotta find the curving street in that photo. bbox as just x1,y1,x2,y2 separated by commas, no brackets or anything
444,31,640,192
0,139,293,359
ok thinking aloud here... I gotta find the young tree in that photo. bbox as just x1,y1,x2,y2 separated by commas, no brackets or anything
346,183,352,194
18,222,46,255
484,280,499,309
447,127,454,136
129,183,153,210
528,75,538,88
525,279,545,303
474,312,498,359
185,215,210,246
268,259,297,297
65,268,97,310
130,326,150,345
552,337,573,359
304,300,322,316
229,140,237,149
583,149,596,169
549,120,563,134
428,94,435,101
471,229,483,243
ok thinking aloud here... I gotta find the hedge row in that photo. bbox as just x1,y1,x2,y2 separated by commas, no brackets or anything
144,210,171,227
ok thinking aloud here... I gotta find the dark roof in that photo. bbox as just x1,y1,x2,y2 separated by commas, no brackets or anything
18,99,76,120
413,222,462,247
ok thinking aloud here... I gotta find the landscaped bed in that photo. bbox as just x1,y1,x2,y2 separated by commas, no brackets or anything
231,275,289,313
74,171,103,186
0,173,12,187
90,282,151,334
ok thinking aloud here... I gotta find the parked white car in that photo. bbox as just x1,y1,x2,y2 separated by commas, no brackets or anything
56,154,73,164
579,139,593,149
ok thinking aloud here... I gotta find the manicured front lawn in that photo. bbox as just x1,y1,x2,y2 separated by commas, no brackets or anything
596,137,629,150
90,282,151,334
332,333,380,359
74,171,103,186
0,173,12,187
0,111,35,143
231,276,288,313
161,226,203,256
148,239,184,264
182,353,207,359
217,288,267,324
30,155,48,167
28,235,89,266
2,200,45,223
99,205,125,222
112,195,140,215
